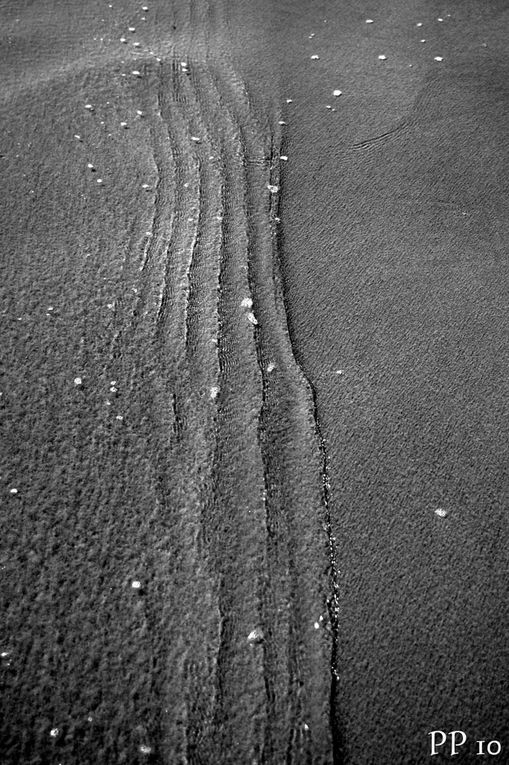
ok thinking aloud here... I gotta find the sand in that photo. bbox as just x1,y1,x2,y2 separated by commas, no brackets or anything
1,0,508,763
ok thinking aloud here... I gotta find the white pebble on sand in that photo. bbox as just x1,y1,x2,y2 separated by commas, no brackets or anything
84,104,94,110
267,362,275,372
74,377,83,386
241,297,253,308
133,41,141,48
96,178,104,184
120,121,128,128
247,627,263,644
139,745,152,756
87,163,95,170
378,54,387,60
247,312,258,326
416,22,423,27
131,580,142,589
365,19,374,23
136,110,144,116
311,54,320,60
49,729,60,738
333,89,342,96
280,155,288,161
267,184,279,193
74,134,82,141
120,37,127,43
434,56,443,61
128,26,135,32
435,508,448,518
209,386,219,400
286,98,293,103
132,70,142,77
9,488,18,495
190,136,201,143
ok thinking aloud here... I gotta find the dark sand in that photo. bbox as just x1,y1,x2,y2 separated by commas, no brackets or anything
1,0,508,763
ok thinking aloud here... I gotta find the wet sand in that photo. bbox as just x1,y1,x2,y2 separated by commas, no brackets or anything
1,0,508,763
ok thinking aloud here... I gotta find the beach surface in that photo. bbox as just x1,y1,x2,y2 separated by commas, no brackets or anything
1,0,508,763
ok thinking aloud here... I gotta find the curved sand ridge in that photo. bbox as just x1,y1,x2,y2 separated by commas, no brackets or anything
0,1,337,763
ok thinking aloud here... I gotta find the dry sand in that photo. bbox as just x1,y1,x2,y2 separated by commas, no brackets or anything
1,0,508,763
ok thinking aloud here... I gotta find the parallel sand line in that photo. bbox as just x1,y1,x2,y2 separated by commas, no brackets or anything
199,37,335,762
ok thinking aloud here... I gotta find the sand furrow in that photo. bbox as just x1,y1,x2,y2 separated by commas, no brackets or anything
198,47,336,760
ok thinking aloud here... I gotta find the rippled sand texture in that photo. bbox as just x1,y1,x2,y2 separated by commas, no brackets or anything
1,1,334,763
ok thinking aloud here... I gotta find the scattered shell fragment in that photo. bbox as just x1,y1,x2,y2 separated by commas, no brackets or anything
434,56,443,61
247,312,258,326
128,26,135,32
131,580,142,589
378,54,387,60
278,120,286,125
309,33,315,38
136,109,144,116
333,89,342,96
420,39,426,42
267,184,279,193
141,183,150,189
84,104,94,110
416,22,423,27
139,745,152,756
120,121,128,128
365,18,374,23
87,162,95,170
190,136,201,143
133,41,141,47
310,54,320,60
435,508,448,518
247,627,264,644
120,37,127,43
437,17,443,21
142,5,149,10
74,377,83,386
267,362,275,373
280,155,288,161
9,488,18,495
132,70,142,77
74,134,82,141
209,386,219,400
241,297,253,308
286,98,293,103
96,178,104,184
314,621,320,629
49,729,60,738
